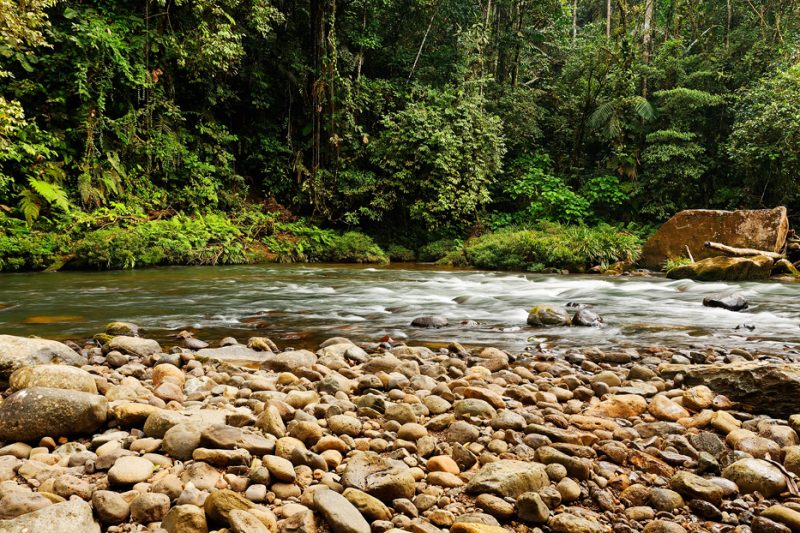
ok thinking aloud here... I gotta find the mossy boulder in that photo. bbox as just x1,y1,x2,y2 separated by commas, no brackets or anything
665,255,774,281
527,305,570,327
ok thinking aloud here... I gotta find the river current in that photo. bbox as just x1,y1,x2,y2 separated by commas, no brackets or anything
0,264,798,354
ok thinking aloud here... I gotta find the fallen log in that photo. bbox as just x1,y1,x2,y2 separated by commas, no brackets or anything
703,241,785,260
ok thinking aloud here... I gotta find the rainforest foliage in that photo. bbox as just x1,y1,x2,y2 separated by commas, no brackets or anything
1,0,799,271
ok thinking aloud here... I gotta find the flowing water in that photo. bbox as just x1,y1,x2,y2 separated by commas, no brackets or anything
0,264,799,354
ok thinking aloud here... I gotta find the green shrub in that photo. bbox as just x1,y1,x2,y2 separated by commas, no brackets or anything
322,232,388,263
386,244,416,262
465,223,641,272
418,239,461,262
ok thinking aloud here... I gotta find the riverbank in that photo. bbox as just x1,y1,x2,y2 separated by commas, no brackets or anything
0,207,642,274
0,329,799,533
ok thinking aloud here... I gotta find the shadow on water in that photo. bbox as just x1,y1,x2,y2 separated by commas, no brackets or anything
0,263,798,354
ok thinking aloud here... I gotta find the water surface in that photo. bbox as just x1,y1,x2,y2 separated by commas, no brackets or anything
0,264,798,354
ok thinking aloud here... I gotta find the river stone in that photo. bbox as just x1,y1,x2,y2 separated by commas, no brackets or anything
722,458,786,497
0,492,52,519
143,408,228,438
549,512,608,533
264,350,317,372
661,362,800,418
450,525,509,533
105,321,140,336
703,292,748,311
527,305,569,327
314,488,370,533
572,308,603,327
204,489,254,525
642,521,687,533
0,335,85,379
0,387,107,442
586,394,647,418
229,509,271,533
341,452,416,502
162,504,208,533
640,207,789,269
410,316,448,328
108,335,161,357
669,471,724,506
0,499,100,533
130,492,170,523
92,490,130,524
108,455,154,485
649,394,690,421
342,488,391,521
163,423,203,460
466,460,548,498
761,505,800,532
666,255,774,282
10,365,97,393
196,345,272,364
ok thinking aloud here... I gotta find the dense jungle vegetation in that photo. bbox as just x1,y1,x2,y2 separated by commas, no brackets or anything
1,0,799,271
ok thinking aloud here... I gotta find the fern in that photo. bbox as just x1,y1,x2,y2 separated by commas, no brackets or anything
18,189,41,225
28,178,70,212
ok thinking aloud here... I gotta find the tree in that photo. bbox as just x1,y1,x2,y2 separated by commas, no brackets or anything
728,65,800,208
372,88,505,228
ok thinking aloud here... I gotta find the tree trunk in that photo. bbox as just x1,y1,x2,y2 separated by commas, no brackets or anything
642,0,654,96
572,0,577,43
606,0,611,37
703,241,785,260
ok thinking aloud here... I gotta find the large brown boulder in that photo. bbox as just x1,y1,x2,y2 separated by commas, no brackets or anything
640,207,789,269
659,362,800,418
665,255,774,281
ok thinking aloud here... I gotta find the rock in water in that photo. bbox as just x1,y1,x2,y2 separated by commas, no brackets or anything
702,292,748,311
640,207,789,269
660,362,800,418
466,460,549,498
410,316,448,328
0,335,85,378
527,306,570,327
666,255,774,282
314,488,371,533
0,499,100,533
0,387,108,442
10,365,98,393
572,308,603,327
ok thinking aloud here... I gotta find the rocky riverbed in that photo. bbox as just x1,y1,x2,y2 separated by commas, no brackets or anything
2,323,800,533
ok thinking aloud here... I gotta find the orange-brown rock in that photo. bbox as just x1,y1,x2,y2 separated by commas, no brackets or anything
640,207,789,269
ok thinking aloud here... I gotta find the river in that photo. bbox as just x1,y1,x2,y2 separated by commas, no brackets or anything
0,264,798,354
